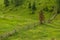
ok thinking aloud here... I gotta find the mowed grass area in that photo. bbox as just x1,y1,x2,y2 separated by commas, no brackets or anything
0,0,60,40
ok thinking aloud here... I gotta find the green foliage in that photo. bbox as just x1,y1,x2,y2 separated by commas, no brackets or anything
28,2,31,9
4,0,9,7
56,0,60,13
11,0,15,4
43,6,54,12
14,0,20,7
43,7,49,12
14,0,24,7
31,2,36,14
10,0,24,7
32,2,36,11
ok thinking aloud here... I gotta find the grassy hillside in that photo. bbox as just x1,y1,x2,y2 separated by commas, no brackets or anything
0,0,60,40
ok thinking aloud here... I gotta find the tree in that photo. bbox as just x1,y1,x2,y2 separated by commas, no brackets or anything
4,0,9,7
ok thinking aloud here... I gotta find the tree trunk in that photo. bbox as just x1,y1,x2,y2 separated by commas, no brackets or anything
39,10,45,24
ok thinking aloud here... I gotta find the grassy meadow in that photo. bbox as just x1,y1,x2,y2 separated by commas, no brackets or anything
0,0,60,40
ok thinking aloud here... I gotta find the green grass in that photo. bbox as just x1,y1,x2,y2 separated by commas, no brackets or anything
0,0,60,40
